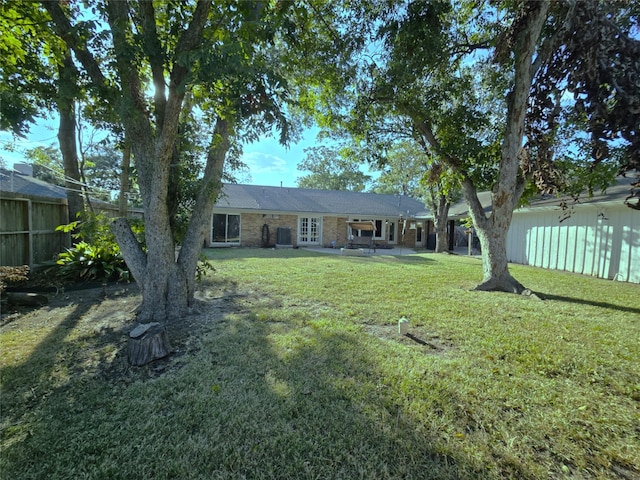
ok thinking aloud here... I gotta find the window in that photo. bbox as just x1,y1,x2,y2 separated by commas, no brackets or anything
212,213,240,244
299,216,321,244
388,221,396,243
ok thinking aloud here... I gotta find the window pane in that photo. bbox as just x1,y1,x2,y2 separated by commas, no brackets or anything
212,213,240,243
227,215,240,242
212,214,227,242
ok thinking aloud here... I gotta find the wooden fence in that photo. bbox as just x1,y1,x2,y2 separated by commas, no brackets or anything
0,192,70,267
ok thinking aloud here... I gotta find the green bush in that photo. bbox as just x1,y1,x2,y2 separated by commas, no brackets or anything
56,240,130,282
55,213,144,283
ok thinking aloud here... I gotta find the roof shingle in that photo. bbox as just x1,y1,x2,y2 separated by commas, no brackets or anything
214,184,427,217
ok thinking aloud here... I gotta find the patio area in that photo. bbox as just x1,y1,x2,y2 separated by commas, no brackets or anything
301,246,418,256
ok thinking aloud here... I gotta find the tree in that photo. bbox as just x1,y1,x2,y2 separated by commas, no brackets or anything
297,145,371,191
0,2,53,136
40,0,292,324
297,0,638,293
1,2,86,222
370,139,461,253
56,45,84,221
370,140,426,196
405,1,638,291
362,1,551,292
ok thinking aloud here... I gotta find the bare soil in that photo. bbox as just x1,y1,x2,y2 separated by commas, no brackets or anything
0,281,230,383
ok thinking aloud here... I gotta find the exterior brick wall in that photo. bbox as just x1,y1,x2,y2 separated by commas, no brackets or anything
322,216,348,248
241,213,299,247
206,212,430,249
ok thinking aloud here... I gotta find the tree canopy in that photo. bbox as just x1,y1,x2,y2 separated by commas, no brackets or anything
7,0,306,324
296,145,372,191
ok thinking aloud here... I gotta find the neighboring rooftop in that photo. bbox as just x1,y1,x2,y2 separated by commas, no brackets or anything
214,184,428,218
0,167,67,199
447,174,639,219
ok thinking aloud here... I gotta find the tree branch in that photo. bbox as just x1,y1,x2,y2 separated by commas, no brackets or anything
42,1,112,97
499,0,549,208
103,0,155,162
178,116,230,276
111,218,147,283
412,118,462,171
135,0,167,126
159,0,212,162
529,0,575,79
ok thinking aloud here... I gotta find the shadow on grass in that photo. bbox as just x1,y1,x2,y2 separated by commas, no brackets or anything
1,300,93,406
536,292,640,316
0,286,138,437
1,279,532,479
202,247,438,266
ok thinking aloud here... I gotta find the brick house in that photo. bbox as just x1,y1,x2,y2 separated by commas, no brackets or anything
208,184,430,249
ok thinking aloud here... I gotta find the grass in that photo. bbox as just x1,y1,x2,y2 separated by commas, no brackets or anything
1,248,638,479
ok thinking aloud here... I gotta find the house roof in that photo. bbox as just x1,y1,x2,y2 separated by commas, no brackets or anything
447,173,639,219
214,184,428,218
516,174,638,211
0,167,67,199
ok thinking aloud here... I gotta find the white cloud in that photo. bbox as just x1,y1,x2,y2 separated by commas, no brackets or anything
240,151,289,174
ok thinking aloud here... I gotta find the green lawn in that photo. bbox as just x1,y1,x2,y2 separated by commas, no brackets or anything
1,248,638,479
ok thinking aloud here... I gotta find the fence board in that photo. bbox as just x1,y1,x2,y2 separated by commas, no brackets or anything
0,194,70,266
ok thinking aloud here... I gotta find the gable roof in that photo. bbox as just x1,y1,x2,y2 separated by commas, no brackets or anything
516,174,638,211
214,184,428,218
0,167,67,199
447,173,639,219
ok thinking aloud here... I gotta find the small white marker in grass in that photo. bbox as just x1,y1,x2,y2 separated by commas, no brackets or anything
398,317,409,335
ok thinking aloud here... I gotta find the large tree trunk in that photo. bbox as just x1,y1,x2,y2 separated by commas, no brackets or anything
460,177,527,293
57,48,83,223
112,118,230,323
433,192,450,253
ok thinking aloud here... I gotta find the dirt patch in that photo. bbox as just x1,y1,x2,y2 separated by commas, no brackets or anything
0,281,240,384
362,324,455,354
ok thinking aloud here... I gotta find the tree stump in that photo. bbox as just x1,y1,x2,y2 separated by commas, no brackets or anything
128,322,171,366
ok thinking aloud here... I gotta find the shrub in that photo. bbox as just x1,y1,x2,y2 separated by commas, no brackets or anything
55,213,144,283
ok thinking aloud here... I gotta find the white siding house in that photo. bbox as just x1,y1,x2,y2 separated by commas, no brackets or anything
507,198,639,283
448,174,639,283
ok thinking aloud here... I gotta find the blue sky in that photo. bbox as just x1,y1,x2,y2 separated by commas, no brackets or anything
238,128,320,187
0,118,317,188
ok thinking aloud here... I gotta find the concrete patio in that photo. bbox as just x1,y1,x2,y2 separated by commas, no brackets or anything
301,246,418,256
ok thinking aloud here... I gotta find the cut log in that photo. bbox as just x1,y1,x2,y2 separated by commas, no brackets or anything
5,292,49,307
128,323,171,366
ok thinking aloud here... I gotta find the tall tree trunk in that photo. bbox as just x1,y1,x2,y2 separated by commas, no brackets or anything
433,192,450,253
57,48,83,223
460,1,549,293
462,178,525,292
112,118,230,322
